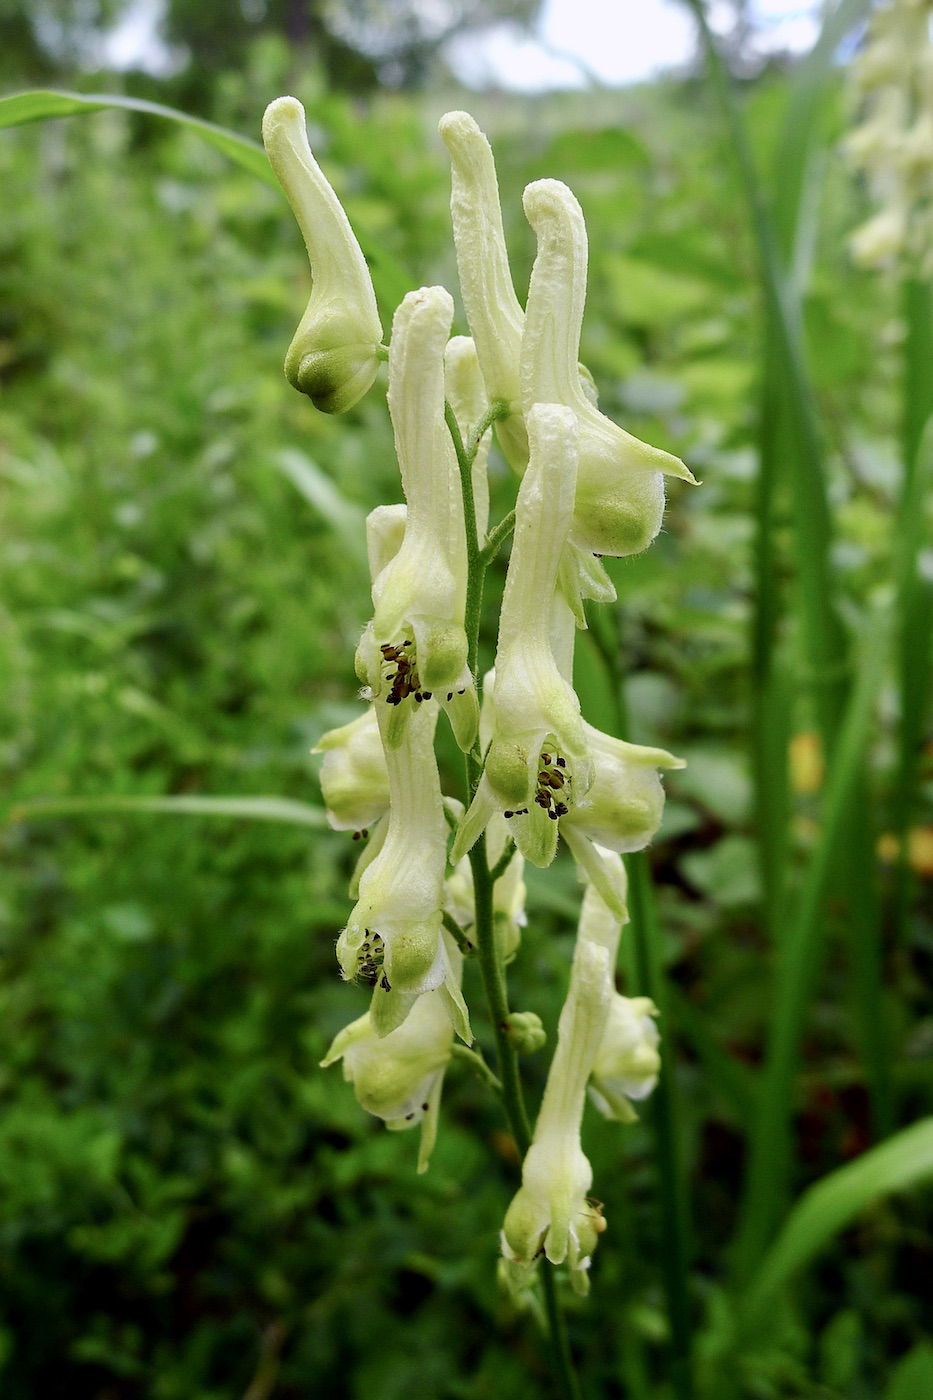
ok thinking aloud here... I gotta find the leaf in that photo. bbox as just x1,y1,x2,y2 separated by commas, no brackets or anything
5,795,327,828
884,1343,933,1400
275,450,367,561
0,89,278,188
743,1117,933,1322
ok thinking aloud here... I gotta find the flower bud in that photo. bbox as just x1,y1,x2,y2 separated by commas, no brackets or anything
312,707,389,833
504,1011,546,1055
262,96,383,412
521,178,695,557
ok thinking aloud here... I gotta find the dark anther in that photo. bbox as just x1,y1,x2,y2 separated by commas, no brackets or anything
503,811,514,819
406,1112,415,1121
541,753,551,765
458,689,465,695
352,831,361,841
422,1102,429,1112
556,756,566,768
361,828,368,838
422,691,432,700
548,809,558,820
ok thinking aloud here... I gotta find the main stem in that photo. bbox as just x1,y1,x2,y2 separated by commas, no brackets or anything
447,403,582,1400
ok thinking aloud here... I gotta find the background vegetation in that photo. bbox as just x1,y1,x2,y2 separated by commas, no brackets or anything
1,2,932,1396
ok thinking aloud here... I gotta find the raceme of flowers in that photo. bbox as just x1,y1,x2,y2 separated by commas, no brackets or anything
844,0,933,271
265,96,686,1282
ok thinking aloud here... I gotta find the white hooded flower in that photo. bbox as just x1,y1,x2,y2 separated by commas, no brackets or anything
262,97,383,413
439,110,529,474
501,897,613,1294
336,699,470,1044
444,334,492,540
844,0,933,271
521,178,695,558
589,995,661,1124
312,707,388,834
356,286,478,753
321,944,463,1173
452,404,594,870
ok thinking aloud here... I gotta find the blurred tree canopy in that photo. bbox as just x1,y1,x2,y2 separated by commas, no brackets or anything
0,0,542,90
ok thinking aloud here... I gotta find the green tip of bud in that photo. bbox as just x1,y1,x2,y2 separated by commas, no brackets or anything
286,343,383,414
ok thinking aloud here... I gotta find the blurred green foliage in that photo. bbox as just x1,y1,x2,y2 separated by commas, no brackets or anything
0,49,932,1400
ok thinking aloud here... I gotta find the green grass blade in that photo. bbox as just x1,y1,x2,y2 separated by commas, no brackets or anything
276,449,367,562
771,0,873,264
0,88,278,186
689,0,894,1206
742,1116,933,1323
0,88,411,318
5,794,327,827
732,607,891,1279
893,289,933,943
625,852,695,1400
667,983,757,1132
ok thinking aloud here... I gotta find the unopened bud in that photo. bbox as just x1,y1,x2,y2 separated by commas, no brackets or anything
262,97,383,413
504,1011,546,1055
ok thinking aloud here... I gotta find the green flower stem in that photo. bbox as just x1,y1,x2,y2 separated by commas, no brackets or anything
482,508,516,564
445,404,582,1400
488,838,517,884
590,609,694,1400
449,1043,503,1096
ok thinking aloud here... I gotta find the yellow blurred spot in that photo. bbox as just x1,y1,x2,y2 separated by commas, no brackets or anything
877,827,933,877
790,731,824,794
489,1130,520,1164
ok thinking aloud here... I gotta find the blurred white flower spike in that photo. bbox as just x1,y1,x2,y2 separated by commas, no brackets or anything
844,0,933,273
262,96,384,412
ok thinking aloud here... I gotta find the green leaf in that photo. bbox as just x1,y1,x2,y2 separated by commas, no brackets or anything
0,89,277,187
884,1343,933,1400
743,1117,933,1322
5,795,327,828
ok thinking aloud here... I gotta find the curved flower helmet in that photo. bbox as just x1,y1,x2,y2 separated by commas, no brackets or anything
337,699,470,1044
452,404,594,869
356,286,478,753
521,178,695,557
312,707,389,834
322,942,463,1173
262,97,383,412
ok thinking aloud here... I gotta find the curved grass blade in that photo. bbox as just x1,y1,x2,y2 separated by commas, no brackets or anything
5,794,327,828
0,88,278,186
742,1116,933,1324
276,449,367,562
0,89,411,317
732,605,891,1279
